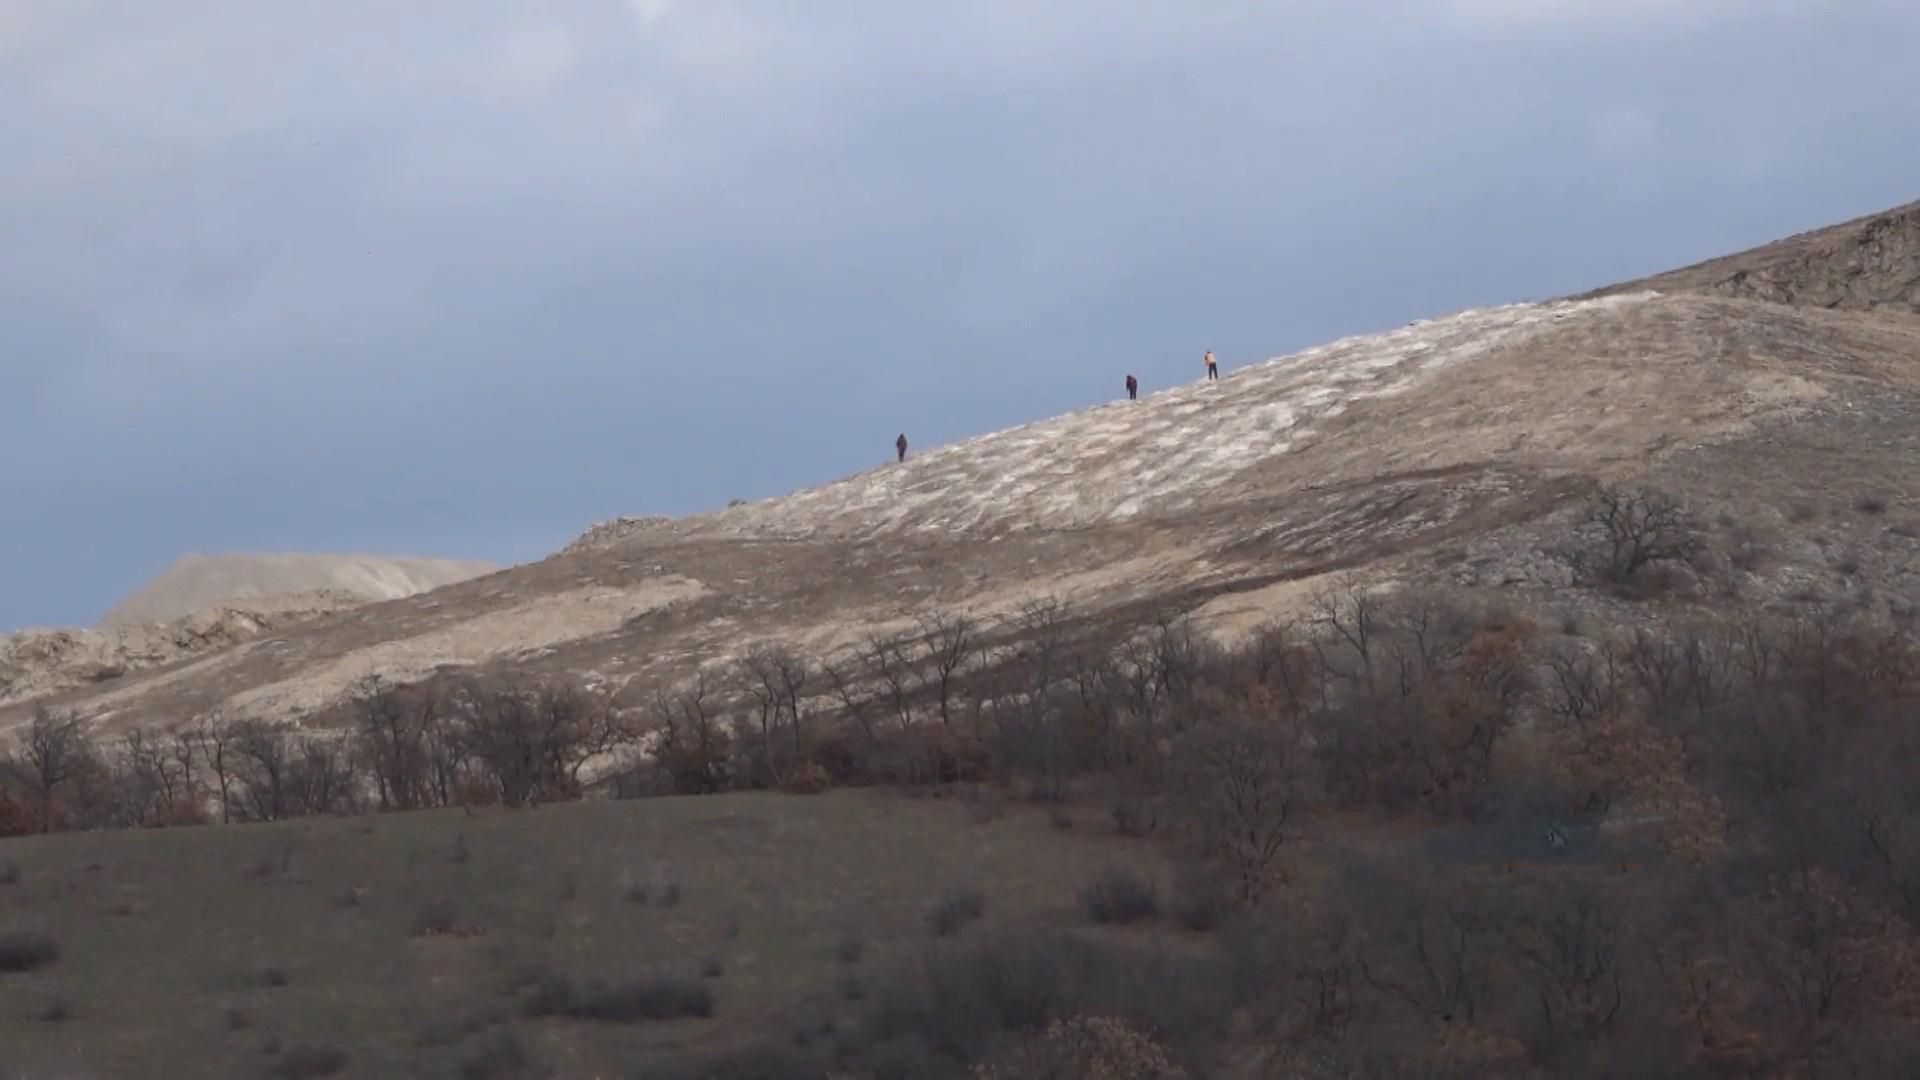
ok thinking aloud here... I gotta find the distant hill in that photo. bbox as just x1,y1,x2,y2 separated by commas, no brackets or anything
97,553,500,629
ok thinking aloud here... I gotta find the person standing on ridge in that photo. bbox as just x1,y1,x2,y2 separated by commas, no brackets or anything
1125,374,1138,400
896,432,909,463
1204,351,1219,381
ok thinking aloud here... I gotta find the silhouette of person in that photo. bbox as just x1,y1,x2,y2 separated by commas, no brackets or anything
896,432,909,463
1204,351,1218,381
1125,374,1138,400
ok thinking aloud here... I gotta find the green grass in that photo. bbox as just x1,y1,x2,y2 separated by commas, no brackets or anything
0,788,1167,1078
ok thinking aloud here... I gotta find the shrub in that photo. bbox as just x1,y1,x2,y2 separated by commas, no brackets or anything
838,972,866,1002
783,762,831,795
521,971,713,1023
458,1028,538,1080
0,859,19,885
866,930,1225,1071
701,956,725,979
37,997,71,1023
1110,795,1157,838
261,966,290,988
1170,873,1229,933
270,1043,348,1078
640,1044,828,1080
836,932,866,965
1857,494,1889,515
1080,870,1161,925
0,932,61,973
223,1006,251,1031
928,886,986,938
1048,806,1075,831
975,1015,1189,1080
410,900,486,939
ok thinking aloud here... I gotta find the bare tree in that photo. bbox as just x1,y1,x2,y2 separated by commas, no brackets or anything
729,641,798,787
821,653,880,751
230,720,299,822
1576,485,1701,587
1168,717,1306,905
20,705,91,833
916,611,979,729
1309,577,1386,692
1502,877,1636,1050
451,673,627,806
183,715,238,824
649,671,730,795
862,631,920,734
1541,641,1623,733
353,674,431,811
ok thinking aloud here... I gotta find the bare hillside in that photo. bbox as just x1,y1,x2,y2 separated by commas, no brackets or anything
1582,197,1920,313
97,553,500,629
0,591,371,708
10,265,1920,737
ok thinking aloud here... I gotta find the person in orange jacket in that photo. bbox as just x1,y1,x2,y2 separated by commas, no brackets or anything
1204,351,1218,381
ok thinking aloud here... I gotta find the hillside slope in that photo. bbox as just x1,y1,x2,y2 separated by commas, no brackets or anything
98,553,499,628
8,251,1920,738
0,591,370,707
1582,198,1920,313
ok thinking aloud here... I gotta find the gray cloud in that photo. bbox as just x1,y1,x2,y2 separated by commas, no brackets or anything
5,1,1920,627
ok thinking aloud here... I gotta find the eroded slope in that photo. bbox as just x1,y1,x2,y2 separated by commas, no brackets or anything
13,289,1919,737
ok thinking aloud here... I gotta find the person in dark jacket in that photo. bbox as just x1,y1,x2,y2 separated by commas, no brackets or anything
896,432,909,463
1125,374,1138,400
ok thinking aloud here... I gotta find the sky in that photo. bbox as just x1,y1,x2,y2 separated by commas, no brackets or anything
5,0,1920,630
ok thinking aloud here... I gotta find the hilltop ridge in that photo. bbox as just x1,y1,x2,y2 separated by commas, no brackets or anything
97,552,499,628
1583,197,1920,313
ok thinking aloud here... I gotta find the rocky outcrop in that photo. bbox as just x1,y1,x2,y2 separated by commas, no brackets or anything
562,516,672,555
2,591,367,707
1585,198,1920,314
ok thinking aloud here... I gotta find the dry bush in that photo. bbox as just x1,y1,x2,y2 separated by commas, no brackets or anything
781,762,830,795
269,1043,349,1078
1080,869,1160,926
928,886,987,938
456,1027,540,1080
638,1043,827,1080
411,900,462,938
520,971,714,1023
975,1015,1189,1079
0,931,60,973
865,930,1226,1074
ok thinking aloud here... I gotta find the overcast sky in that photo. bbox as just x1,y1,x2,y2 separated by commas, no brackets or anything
5,1,1919,629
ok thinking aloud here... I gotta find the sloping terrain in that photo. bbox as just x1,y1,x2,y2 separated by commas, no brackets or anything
7,200,1920,738
0,591,375,708
0,555,500,708
97,552,500,629
1582,197,1920,312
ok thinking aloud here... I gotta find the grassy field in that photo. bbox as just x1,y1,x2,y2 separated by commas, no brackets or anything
0,788,1171,1078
